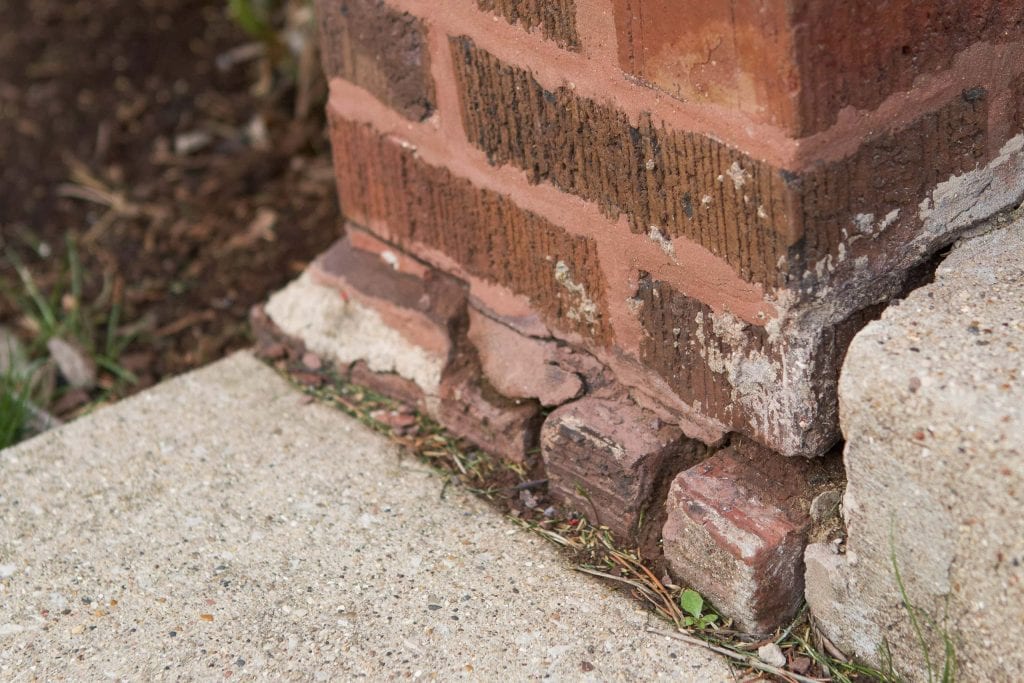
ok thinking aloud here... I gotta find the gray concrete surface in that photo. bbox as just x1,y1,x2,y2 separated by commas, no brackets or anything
0,352,733,681
806,216,1024,681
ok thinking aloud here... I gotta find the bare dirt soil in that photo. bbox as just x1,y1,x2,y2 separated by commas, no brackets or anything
0,0,339,417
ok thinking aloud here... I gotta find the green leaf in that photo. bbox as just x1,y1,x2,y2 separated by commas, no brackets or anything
697,614,718,628
679,589,703,619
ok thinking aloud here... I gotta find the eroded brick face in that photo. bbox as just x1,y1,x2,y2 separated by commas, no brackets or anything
451,36,800,290
795,91,989,293
327,112,613,344
634,275,773,439
316,0,435,120
476,0,580,50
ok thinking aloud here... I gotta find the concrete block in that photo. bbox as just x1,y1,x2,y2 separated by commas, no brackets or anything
807,216,1024,680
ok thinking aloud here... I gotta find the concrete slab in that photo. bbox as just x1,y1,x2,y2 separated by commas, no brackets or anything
0,352,732,681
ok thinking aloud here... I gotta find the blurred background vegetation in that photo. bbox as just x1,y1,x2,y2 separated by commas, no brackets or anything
0,0,336,447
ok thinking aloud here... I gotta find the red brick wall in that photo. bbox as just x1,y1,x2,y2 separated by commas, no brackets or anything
314,0,1024,457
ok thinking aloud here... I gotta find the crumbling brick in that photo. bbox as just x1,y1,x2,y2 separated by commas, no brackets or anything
467,308,583,408
541,397,705,547
438,355,543,465
662,439,839,633
310,234,467,363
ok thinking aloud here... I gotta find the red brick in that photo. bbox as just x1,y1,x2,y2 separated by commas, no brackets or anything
792,0,1023,134
451,37,991,296
468,308,583,408
477,0,580,51
541,397,705,547
450,36,798,290
612,0,800,132
327,109,613,344
662,440,838,633
438,354,543,465
613,0,1024,135
796,91,988,291
315,0,435,120
310,234,467,362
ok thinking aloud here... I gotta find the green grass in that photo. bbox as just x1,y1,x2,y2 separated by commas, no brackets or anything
889,524,957,683
0,367,32,449
3,236,139,389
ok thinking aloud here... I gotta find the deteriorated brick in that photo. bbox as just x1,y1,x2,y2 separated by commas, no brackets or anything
541,397,705,548
634,274,887,455
438,354,543,465
316,0,435,120
663,439,839,633
634,275,772,438
477,0,580,51
468,308,584,408
311,235,467,361
795,90,988,293
451,36,798,290
327,110,612,343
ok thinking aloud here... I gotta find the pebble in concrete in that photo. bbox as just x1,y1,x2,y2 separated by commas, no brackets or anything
0,352,732,680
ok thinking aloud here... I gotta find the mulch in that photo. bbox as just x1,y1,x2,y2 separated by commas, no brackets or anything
0,0,340,416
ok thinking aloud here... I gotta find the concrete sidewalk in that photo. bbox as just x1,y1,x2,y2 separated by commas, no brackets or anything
0,352,732,681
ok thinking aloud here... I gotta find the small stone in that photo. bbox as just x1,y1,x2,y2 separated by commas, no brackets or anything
174,129,213,155
810,489,843,523
47,337,97,389
301,352,322,370
757,642,787,668
292,372,323,388
0,564,16,579
70,624,85,635
791,656,812,674
518,489,538,509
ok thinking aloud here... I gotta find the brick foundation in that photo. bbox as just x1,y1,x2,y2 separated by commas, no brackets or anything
283,0,1024,632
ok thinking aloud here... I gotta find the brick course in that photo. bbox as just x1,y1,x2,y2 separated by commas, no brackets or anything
451,36,798,290
327,111,613,344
